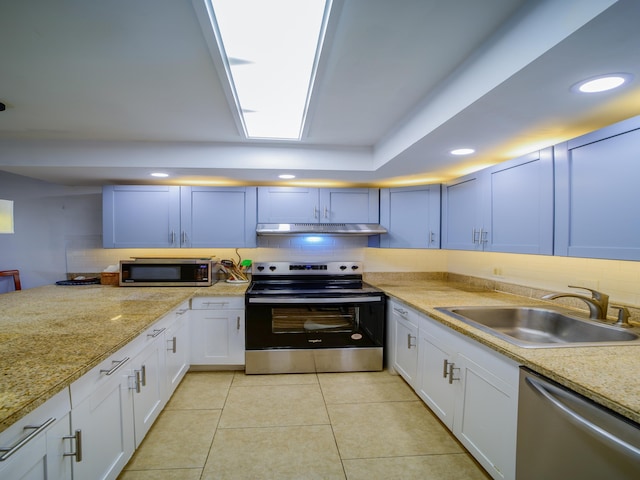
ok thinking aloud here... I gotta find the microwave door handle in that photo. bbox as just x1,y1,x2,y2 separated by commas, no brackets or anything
525,376,640,458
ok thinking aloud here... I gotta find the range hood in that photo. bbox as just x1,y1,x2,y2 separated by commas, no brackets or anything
256,223,387,236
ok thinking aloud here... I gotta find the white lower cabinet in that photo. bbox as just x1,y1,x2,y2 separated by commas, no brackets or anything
416,322,457,430
165,306,190,396
389,301,419,386
70,347,135,480
130,328,167,448
389,300,519,480
0,389,72,480
190,297,245,366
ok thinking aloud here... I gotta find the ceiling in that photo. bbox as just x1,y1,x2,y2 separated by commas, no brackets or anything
0,0,639,187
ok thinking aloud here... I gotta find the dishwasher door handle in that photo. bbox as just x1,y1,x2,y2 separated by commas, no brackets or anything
525,376,640,458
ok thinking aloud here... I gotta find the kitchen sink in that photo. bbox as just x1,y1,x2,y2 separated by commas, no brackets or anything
435,306,640,348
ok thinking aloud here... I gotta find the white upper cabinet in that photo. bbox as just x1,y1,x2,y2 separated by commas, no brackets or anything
379,185,441,248
103,185,257,248
257,187,379,224
554,115,640,261
442,148,554,255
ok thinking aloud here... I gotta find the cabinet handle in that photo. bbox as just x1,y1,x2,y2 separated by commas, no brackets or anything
429,230,435,245
472,228,478,244
63,429,82,462
480,228,488,245
0,417,56,461
448,363,460,384
181,231,187,246
323,206,329,219
100,357,130,376
176,308,189,315
237,316,241,330
443,359,450,378
202,301,228,308
170,230,175,245
131,369,142,393
140,364,147,387
407,333,416,349
313,206,319,219
168,336,177,353
393,307,408,317
147,328,166,338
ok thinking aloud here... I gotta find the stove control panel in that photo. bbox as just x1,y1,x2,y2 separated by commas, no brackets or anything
252,261,362,275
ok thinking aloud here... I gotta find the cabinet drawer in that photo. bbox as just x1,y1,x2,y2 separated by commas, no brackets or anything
70,343,137,408
191,296,244,310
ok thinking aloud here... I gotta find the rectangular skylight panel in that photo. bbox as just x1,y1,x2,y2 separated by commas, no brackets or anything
211,0,328,140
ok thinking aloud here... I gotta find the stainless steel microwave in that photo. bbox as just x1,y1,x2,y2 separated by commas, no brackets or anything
119,258,214,286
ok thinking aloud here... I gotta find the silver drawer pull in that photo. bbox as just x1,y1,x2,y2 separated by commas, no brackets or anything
168,336,177,353
63,429,82,462
147,328,166,338
443,359,450,378
131,370,142,393
100,357,130,376
0,417,56,461
407,334,416,349
448,363,460,384
237,316,241,330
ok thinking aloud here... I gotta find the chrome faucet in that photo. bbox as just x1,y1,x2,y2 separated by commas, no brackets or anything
542,285,609,320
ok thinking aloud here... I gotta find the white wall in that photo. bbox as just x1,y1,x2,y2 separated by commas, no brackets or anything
0,171,101,291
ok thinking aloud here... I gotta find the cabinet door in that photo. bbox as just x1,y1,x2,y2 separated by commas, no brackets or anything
103,185,181,248
131,332,167,448
380,185,441,248
454,352,518,480
165,309,190,397
181,187,257,248
390,305,419,386
554,116,640,260
257,187,319,223
486,149,553,254
416,328,456,429
319,188,379,223
190,309,245,365
441,175,483,250
71,365,135,480
45,412,73,480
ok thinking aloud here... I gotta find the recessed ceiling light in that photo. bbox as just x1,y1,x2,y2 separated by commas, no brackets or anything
573,74,631,93
450,148,475,156
150,172,169,178
209,0,331,140
278,174,296,179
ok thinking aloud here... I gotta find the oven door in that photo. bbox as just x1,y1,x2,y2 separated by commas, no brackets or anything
246,296,385,350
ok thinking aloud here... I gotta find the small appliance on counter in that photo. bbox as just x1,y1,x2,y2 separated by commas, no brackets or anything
119,257,216,286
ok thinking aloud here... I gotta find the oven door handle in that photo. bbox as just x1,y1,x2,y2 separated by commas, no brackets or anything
248,296,383,304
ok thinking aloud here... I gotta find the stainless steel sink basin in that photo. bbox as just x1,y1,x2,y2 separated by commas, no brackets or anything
435,306,640,348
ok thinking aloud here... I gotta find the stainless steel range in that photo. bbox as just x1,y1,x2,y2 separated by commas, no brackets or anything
245,261,386,374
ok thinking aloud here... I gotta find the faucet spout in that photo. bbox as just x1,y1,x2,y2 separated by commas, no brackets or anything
541,286,609,320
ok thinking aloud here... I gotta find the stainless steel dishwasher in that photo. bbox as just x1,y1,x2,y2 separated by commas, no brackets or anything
517,367,640,479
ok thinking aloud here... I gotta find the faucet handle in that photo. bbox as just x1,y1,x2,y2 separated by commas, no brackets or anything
611,305,632,328
567,285,609,302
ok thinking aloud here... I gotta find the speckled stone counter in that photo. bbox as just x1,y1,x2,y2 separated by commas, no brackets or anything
0,281,247,433
364,273,640,425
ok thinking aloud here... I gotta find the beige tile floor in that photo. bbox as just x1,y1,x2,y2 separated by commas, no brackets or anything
118,370,491,480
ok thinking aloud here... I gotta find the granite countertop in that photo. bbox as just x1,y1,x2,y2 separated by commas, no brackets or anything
0,281,248,433
1,275,638,435
364,274,640,425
